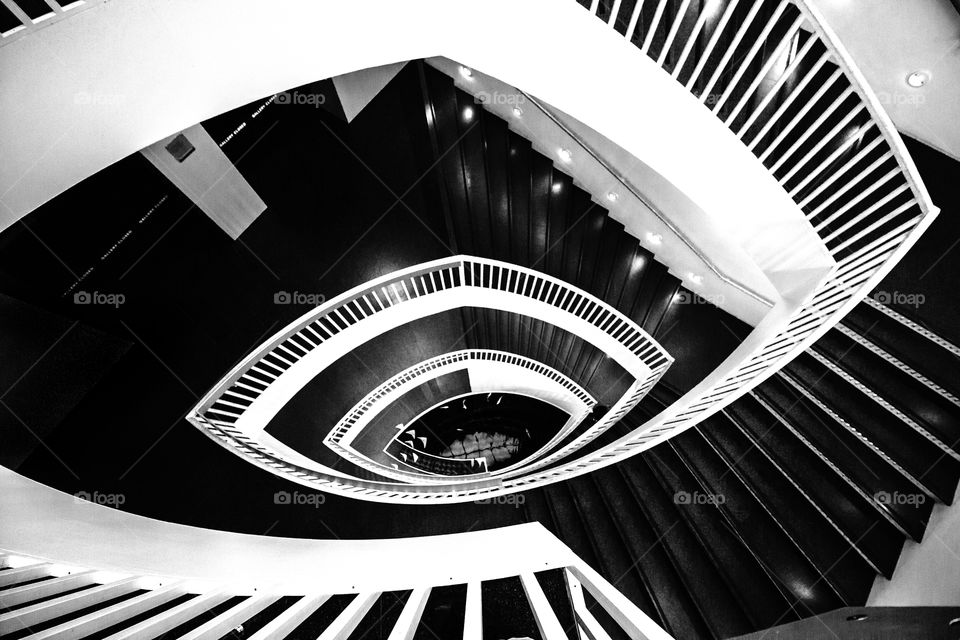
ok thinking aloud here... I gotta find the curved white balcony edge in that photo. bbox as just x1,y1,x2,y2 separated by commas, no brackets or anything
324,349,596,485
0,468,675,639
188,256,671,501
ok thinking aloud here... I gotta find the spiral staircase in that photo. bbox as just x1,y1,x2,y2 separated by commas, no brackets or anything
2,0,959,638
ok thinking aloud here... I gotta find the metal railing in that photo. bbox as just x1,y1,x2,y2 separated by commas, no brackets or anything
0,0,105,45
188,255,671,501
0,548,673,640
0,474,675,640
191,0,935,503
325,349,596,484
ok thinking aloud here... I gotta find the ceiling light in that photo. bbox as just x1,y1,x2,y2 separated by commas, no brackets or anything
646,232,663,245
512,106,523,117
558,148,572,163
689,273,703,285
906,71,929,88
459,66,474,79
606,191,619,202
462,106,474,122
551,182,563,194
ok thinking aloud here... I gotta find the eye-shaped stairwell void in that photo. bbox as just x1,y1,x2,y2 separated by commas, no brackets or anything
1,1,959,639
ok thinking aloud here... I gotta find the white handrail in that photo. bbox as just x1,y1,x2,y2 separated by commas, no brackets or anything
0,469,676,639
188,256,671,501
324,349,596,485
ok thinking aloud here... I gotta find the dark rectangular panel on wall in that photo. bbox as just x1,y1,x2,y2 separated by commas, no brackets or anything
0,293,130,469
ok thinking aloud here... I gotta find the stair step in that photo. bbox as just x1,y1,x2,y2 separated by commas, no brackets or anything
591,467,715,639
616,459,755,637
842,302,960,399
697,413,877,601
814,329,960,457
670,430,848,612
728,393,903,576
643,444,799,630
784,352,960,503
756,375,934,541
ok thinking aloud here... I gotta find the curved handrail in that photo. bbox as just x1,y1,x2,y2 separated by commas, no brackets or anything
189,0,936,504
0,469,673,639
188,255,671,500
325,349,596,484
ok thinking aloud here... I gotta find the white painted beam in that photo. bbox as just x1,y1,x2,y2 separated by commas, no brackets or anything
519,573,568,640
317,592,380,640
565,571,613,640
101,590,232,640
386,587,430,640
0,563,55,588
178,595,279,640
332,62,406,122
463,582,482,640
23,582,186,640
567,563,675,640
140,124,267,240
0,571,98,608
0,577,141,636
246,594,329,640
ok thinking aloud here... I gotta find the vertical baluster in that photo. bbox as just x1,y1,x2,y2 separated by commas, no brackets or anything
624,0,648,42
656,0,693,66
640,0,671,54
699,0,770,104
671,0,717,79
463,582,482,640
723,14,806,124
684,0,744,91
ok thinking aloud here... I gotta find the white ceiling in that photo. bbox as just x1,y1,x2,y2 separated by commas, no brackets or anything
811,0,960,161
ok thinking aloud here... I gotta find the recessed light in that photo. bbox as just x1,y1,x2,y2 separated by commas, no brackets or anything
462,106,474,122
459,66,474,79
512,106,523,117
551,182,563,194
646,232,663,245
558,148,572,163
703,0,722,19
606,191,619,202
906,71,929,88
689,273,703,285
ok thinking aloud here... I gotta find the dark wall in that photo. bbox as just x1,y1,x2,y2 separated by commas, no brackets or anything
0,293,129,468
266,311,470,463
871,138,960,345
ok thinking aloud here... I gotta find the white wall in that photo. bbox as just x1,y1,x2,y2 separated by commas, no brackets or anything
0,467,577,594
869,483,960,606
0,0,829,304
